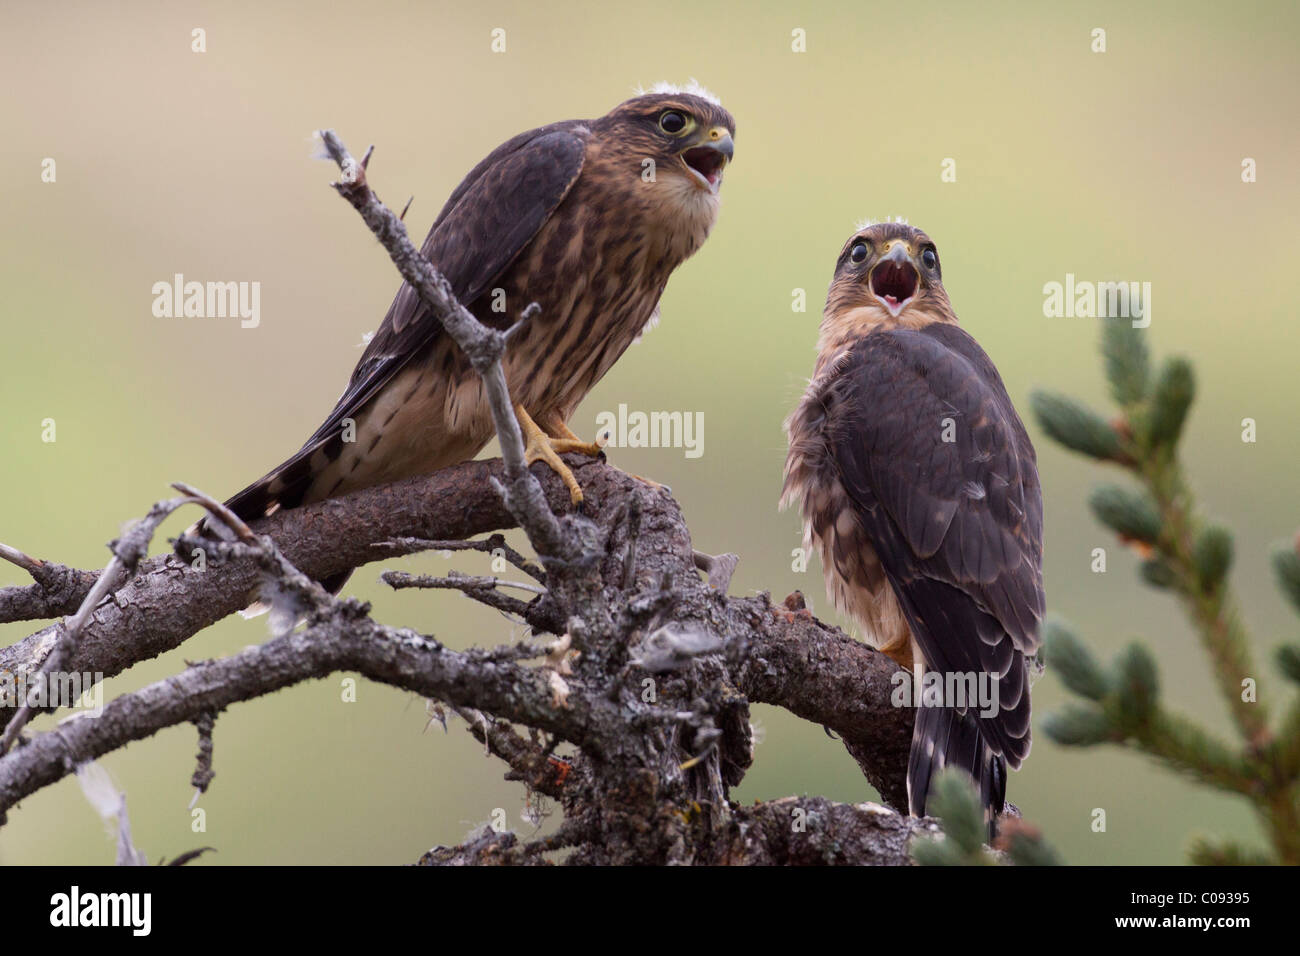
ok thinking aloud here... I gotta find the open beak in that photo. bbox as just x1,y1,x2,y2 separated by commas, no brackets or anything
869,241,920,317
681,126,733,192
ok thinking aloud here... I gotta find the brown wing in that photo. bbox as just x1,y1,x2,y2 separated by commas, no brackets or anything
823,323,1043,817
222,123,587,520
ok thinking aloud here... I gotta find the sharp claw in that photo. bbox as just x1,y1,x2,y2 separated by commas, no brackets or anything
517,405,602,507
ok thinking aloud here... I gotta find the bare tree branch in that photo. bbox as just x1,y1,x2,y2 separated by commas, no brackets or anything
377,534,547,584
421,795,934,866
0,557,99,625
190,711,216,799
0,538,617,819
382,571,546,597
453,706,570,801
0,458,593,693
381,569,542,623
0,494,199,754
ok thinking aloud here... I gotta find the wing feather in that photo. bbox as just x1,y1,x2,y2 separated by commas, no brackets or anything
222,124,587,521
826,324,1044,655
823,323,1044,818
301,124,587,454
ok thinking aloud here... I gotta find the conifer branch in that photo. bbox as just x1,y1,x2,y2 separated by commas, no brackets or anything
1031,321,1300,865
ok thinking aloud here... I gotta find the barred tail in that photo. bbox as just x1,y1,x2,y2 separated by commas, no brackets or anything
199,431,355,602
907,705,1007,837
221,431,348,526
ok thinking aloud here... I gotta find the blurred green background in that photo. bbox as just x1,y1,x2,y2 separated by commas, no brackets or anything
2,0,1297,865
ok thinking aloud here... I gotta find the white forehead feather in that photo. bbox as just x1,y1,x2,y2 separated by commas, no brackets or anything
854,215,910,230
634,79,722,106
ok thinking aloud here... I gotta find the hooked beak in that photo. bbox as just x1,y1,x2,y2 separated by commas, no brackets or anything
869,241,920,317
681,126,733,192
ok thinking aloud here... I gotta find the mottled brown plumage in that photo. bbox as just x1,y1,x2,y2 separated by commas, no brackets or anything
782,222,1044,826
221,87,734,549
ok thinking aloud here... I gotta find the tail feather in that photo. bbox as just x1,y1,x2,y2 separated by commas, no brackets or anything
220,431,347,526
908,705,1008,837
198,431,356,605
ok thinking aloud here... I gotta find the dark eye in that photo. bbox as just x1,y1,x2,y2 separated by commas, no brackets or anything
850,241,869,263
659,110,688,134
922,248,938,270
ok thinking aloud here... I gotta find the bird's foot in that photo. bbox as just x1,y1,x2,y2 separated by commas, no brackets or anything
516,406,604,506
543,416,670,497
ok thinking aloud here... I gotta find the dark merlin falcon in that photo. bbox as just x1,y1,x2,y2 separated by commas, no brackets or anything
782,222,1044,826
220,85,735,561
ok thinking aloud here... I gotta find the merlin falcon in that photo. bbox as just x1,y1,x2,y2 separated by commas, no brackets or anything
216,86,734,584
782,222,1044,825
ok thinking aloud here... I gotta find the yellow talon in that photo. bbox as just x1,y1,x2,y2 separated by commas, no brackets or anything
516,406,603,505
560,418,669,494
628,473,671,495
546,418,601,448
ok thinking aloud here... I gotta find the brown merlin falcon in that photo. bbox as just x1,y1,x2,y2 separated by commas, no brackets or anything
218,85,734,584
782,221,1044,825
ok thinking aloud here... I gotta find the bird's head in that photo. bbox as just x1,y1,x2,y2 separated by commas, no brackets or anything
602,84,736,196
826,222,952,325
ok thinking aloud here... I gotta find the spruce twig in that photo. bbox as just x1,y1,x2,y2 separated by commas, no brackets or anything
1031,321,1299,864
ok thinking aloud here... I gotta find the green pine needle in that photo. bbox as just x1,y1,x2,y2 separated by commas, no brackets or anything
1089,485,1162,543
1102,320,1150,407
1140,558,1179,590
1273,546,1300,615
1192,526,1233,591
1148,356,1195,447
1005,830,1066,866
1043,618,1110,700
1043,705,1115,746
1030,390,1124,461
1113,642,1160,727
911,770,995,866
